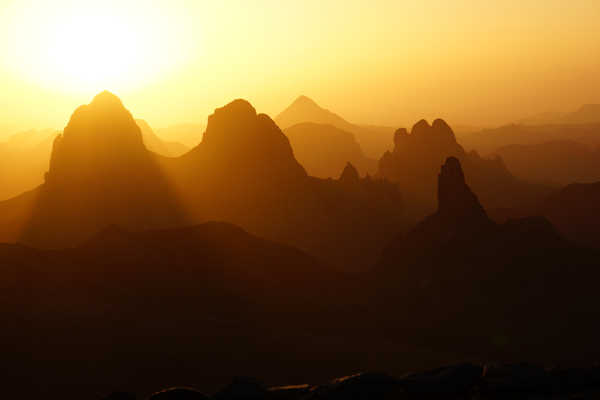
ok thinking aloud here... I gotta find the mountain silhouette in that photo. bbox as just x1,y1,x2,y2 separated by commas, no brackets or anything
375,157,600,359
0,91,186,247
156,98,404,271
0,92,404,271
275,96,395,158
339,162,360,184
180,99,307,185
377,119,548,218
284,122,377,178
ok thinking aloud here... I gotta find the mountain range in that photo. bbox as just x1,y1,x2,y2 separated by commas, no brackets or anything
376,119,549,219
0,118,189,201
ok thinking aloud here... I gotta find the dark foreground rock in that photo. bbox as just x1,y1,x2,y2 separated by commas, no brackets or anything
101,364,600,400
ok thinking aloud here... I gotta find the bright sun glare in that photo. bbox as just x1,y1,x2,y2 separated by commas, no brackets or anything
3,1,193,92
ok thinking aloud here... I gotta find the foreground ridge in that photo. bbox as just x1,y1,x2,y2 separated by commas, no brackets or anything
104,363,600,399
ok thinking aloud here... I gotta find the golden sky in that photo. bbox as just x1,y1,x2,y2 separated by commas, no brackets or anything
0,0,599,136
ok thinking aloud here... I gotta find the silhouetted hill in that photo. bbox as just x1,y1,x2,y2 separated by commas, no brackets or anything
375,157,600,360
0,91,186,247
377,119,547,219
275,96,395,158
461,122,600,155
284,122,377,178
1,222,349,399
181,99,307,184
136,119,190,157
493,140,600,185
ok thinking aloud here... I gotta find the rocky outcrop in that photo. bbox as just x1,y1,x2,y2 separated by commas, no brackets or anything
377,118,541,217
437,156,487,221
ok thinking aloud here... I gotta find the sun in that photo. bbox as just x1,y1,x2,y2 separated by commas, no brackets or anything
2,1,193,93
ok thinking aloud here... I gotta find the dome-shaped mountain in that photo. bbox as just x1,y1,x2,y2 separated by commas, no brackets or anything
183,99,306,184
46,91,147,186
11,91,186,247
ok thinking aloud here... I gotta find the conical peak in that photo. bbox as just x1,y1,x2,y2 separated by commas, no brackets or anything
440,156,465,184
291,95,320,108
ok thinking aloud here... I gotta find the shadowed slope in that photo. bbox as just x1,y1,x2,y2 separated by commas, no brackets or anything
375,157,600,360
1,222,345,399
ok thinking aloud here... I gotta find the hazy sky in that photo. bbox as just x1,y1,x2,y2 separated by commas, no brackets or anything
1,0,599,136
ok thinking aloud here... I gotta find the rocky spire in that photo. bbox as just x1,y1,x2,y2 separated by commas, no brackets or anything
437,157,487,221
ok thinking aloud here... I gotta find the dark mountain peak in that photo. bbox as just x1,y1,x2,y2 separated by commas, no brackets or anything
275,95,350,131
291,95,320,109
217,98,257,117
411,119,431,136
339,162,360,183
189,99,307,182
437,157,487,220
432,118,455,136
393,128,409,147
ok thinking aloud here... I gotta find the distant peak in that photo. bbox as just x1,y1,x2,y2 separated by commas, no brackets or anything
291,95,320,108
